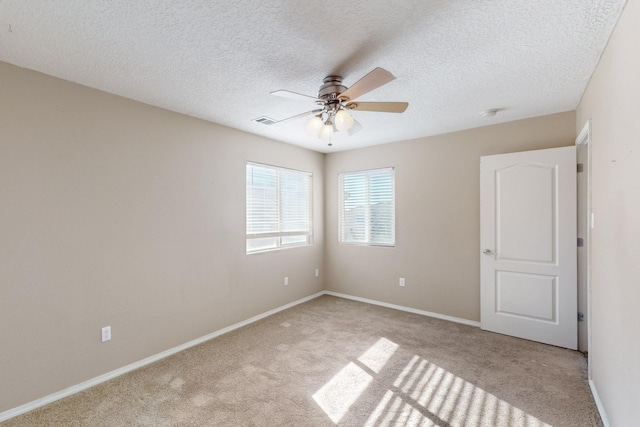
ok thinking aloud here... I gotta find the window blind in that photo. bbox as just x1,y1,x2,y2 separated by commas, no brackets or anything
339,167,395,246
246,162,312,253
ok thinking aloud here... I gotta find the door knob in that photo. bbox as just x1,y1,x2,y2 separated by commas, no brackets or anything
483,249,493,254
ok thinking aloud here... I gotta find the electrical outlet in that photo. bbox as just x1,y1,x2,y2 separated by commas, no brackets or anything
284,276,288,286
315,269,319,278
101,326,111,342
399,278,406,287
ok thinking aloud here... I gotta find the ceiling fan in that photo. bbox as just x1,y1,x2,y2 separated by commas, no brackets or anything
266,67,408,145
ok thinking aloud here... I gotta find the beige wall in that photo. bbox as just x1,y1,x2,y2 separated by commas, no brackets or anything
325,112,576,321
0,62,325,412
577,0,640,424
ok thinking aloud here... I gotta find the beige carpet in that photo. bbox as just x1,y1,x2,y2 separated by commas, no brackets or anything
3,295,602,426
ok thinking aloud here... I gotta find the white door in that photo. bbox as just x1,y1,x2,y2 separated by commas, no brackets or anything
480,146,577,349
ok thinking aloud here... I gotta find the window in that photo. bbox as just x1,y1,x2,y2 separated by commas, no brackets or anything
246,162,312,253
339,167,395,246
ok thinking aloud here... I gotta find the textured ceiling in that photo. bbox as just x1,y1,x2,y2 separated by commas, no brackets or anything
0,1,626,153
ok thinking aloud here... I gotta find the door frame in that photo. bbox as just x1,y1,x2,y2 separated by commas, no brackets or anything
576,120,592,372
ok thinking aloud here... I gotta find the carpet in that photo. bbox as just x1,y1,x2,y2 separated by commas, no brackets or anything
2,295,602,426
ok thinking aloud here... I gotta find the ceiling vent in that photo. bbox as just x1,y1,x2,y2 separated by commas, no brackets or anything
252,116,277,125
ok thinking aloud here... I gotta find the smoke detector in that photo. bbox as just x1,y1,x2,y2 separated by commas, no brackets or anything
481,108,500,117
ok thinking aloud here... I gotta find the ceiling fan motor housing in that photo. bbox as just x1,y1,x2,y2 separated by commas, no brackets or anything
318,76,347,100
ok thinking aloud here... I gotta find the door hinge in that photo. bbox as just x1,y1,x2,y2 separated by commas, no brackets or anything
577,237,584,247
577,163,584,173
578,312,584,321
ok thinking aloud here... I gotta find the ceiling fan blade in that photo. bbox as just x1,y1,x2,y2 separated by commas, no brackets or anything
346,101,408,113
338,67,396,101
274,109,323,124
270,90,320,103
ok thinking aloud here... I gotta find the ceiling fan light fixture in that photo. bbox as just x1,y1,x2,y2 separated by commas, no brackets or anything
334,109,354,131
305,114,323,136
319,121,334,140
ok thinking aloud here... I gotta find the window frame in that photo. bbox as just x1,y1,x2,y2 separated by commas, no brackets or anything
338,167,396,247
246,161,313,254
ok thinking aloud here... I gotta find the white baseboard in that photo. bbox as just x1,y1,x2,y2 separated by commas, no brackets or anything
589,379,610,427
324,291,481,327
0,291,324,423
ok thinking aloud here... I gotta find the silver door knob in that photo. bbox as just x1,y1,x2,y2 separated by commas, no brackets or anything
483,249,493,254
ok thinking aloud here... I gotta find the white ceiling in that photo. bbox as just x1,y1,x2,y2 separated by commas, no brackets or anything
0,1,626,153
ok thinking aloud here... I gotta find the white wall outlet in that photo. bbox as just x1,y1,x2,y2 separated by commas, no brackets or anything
284,276,288,286
101,326,111,342
399,278,406,287
315,269,319,278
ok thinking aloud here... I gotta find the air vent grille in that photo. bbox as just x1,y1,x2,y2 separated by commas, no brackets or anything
252,116,277,125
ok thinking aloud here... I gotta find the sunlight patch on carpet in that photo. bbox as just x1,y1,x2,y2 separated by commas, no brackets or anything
314,339,552,426
369,355,552,427
312,362,373,423
357,337,399,374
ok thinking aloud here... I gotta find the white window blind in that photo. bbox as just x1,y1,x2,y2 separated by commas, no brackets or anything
339,167,395,246
246,162,312,253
